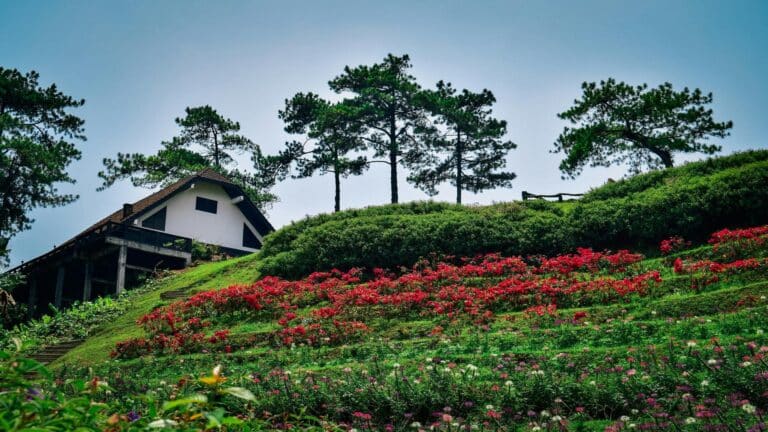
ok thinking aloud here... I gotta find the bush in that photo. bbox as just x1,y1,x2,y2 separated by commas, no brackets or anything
581,149,768,202
257,153,768,278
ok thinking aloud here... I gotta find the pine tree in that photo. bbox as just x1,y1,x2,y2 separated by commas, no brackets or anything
279,93,367,212
98,106,284,210
0,67,86,264
329,54,426,203
409,81,516,203
554,79,733,178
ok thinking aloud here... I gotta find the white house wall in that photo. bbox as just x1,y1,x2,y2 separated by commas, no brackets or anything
136,182,262,252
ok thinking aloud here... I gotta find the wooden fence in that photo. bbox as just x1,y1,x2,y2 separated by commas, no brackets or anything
521,191,584,202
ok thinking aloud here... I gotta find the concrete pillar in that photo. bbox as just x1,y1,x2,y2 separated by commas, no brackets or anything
116,245,127,295
83,260,93,301
54,266,65,308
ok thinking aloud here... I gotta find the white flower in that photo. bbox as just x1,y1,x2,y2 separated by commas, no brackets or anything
589,380,597,386
706,359,718,366
629,423,637,429
742,403,756,414
466,364,478,371
540,410,550,418
685,417,696,424
485,404,495,410
551,415,562,422
686,341,697,348
505,380,514,387
426,357,432,362
742,361,753,367
620,416,630,422
531,427,542,431
410,422,422,428
701,380,710,387
757,329,764,335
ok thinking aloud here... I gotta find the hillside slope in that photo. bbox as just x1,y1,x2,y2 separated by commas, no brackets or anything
54,253,262,365
49,224,768,431
5,151,768,431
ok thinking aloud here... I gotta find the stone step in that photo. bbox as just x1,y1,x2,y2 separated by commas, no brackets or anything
160,289,194,300
28,340,83,365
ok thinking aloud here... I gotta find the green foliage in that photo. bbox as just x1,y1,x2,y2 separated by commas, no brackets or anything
258,204,569,278
554,78,733,177
258,153,768,278
279,93,369,212
329,54,427,204
98,105,286,211
0,346,278,431
0,67,86,264
582,149,768,201
190,241,221,262
409,80,517,203
0,281,159,353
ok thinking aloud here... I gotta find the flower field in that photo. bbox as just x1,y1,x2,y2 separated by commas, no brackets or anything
6,225,768,431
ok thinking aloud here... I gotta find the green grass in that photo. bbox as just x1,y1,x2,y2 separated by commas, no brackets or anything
28,233,767,430
56,253,262,365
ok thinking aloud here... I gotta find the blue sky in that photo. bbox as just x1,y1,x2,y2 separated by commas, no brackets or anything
2,0,767,267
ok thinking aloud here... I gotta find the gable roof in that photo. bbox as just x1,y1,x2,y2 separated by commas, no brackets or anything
9,168,274,273
76,168,258,235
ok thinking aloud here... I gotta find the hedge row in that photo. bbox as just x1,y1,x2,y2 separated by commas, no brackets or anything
257,154,768,279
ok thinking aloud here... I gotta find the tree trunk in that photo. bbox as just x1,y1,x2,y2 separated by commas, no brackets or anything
389,113,398,204
657,149,674,168
334,170,341,213
213,132,220,168
456,131,463,204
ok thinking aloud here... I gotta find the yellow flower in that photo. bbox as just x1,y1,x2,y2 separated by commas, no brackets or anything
200,364,227,386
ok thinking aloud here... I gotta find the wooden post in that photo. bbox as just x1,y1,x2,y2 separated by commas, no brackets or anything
83,260,93,301
28,277,38,310
115,245,127,295
54,266,65,308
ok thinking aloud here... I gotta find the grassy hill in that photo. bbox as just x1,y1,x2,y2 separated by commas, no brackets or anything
3,152,768,431
40,225,768,431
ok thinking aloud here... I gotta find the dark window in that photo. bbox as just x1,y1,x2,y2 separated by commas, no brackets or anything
242,224,262,249
195,196,218,214
141,207,166,231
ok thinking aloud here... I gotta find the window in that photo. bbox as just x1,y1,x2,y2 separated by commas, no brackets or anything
195,196,218,214
242,224,262,249
141,207,166,231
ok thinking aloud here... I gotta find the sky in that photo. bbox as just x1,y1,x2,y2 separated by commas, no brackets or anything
2,0,767,267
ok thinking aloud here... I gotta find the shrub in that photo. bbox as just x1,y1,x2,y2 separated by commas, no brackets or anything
581,149,768,201
258,155,768,278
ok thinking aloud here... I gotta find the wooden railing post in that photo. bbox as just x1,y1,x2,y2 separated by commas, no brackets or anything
54,266,65,308
83,260,93,301
116,245,127,295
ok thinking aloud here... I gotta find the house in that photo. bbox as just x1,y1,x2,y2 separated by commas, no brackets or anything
8,168,274,314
